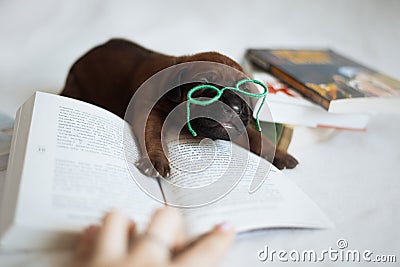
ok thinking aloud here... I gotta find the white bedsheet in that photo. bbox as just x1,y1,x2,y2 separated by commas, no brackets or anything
0,0,399,266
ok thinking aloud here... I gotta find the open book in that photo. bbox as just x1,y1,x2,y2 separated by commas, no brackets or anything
0,92,332,251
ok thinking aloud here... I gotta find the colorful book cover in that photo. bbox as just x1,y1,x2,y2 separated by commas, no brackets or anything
246,49,400,111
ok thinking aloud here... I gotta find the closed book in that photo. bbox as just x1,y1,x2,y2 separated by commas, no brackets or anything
246,49,400,113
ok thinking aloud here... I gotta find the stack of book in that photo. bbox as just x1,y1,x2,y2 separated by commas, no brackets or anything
244,49,400,131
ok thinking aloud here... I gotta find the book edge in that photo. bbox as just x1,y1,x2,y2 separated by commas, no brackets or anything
0,93,37,248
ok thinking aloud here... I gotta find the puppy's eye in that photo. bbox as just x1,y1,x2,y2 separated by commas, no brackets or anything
232,105,241,114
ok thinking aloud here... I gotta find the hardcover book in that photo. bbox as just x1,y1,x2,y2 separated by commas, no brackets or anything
246,49,400,113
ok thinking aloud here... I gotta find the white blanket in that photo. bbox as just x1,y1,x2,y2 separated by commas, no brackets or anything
0,0,399,266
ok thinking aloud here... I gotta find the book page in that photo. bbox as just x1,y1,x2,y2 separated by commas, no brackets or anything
161,138,250,206
10,92,162,235
160,139,332,237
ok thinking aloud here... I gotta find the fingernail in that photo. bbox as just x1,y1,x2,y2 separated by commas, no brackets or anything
217,222,233,232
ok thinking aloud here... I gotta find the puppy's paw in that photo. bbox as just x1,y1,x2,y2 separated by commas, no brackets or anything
135,153,171,178
273,150,299,170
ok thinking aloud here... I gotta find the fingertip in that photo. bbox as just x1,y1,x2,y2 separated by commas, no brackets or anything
212,222,236,244
101,209,130,229
215,222,235,234
162,205,180,214
152,206,181,222
103,208,126,220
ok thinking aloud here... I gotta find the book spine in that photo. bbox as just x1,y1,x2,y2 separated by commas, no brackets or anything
246,52,271,70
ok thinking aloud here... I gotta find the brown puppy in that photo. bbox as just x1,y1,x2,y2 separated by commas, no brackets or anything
61,39,298,177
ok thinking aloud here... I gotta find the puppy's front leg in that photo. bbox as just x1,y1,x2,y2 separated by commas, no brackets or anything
235,126,298,169
134,109,170,178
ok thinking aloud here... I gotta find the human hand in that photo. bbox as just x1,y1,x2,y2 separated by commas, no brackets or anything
73,207,235,267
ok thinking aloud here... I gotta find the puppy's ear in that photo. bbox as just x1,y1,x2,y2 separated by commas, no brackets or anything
165,68,187,103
